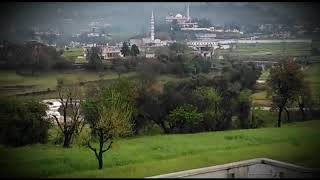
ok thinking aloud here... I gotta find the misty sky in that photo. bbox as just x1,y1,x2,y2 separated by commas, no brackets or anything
0,2,319,38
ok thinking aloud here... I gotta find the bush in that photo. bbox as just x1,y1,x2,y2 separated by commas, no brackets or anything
168,104,203,133
0,97,50,147
73,127,92,147
252,108,275,128
48,127,64,145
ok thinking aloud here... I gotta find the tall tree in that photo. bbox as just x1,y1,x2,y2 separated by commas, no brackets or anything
237,89,252,129
120,42,130,57
83,78,135,169
192,87,223,131
296,81,312,121
130,44,140,56
267,59,304,127
87,46,103,72
52,78,85,148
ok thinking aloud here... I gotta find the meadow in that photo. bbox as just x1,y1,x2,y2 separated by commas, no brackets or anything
0,70,136,97
62,48,86,63
305,63,320,97
228,42,312,58
251,62,320,107
0,120,319,178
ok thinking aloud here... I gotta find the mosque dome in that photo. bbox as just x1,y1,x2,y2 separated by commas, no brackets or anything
175,13,183,18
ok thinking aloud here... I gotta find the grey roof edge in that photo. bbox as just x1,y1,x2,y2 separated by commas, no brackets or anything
146,158,320,178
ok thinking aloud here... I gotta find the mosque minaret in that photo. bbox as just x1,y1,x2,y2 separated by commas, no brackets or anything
151,10,155,41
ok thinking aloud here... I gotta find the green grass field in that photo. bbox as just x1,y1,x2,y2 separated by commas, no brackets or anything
251,91,272,107
305,63,320,97
0,120,319,178
0,71,136,96
62,48,87,63
236,43,312,57
259,69,270,81
221,42,312,60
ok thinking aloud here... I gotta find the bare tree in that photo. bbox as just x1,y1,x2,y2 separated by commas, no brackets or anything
52,78,85,148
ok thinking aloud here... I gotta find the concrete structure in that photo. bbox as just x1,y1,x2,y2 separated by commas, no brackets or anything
165,3,198,28
148,158,319,178
186,38,311,53
196,33,217,41
145,53,155,58
181,27,215,32
186,3,190,21
129,10,169,58
151,10,155,41
222,39,312,44
101,46,123,60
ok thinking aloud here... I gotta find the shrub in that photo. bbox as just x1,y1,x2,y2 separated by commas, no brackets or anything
0,97,50,147
73,127,92,147
48,127,64,145
168,104,203,133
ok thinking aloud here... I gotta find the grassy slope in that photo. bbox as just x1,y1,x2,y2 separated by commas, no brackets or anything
1,120,320,178
234,43,311,57
305,63,320,97
62,48,85,63
0,71,136,96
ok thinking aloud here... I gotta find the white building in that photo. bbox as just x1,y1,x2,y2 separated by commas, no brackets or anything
88,32,100,37
196,33,217,41
101,46,123,60
165,3,198,28
145,53,155,58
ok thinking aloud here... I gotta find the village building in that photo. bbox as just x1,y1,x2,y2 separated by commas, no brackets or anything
101,46,123,60
165,3,198,28
129,10,171,58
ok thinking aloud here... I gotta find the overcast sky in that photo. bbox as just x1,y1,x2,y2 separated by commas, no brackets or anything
0,2,319,39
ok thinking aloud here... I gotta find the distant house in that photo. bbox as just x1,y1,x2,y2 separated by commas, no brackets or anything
87,32,100,37
101,46,123,60
145,53,155,58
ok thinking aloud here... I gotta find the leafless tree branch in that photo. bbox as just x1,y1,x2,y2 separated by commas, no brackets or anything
52,114,63,132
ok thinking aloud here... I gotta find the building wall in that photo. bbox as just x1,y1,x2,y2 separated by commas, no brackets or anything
148,158,319,178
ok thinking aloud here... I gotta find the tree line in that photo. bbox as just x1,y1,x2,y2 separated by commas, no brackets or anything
0,41,72,75
1,58,320,170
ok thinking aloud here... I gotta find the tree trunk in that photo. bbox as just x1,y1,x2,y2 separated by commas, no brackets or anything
63,132,72,148
98,130,104,170
98,153,103,169
251,108,255,128
284,108,290,122
278,108,283,128
159,121,170,134
31,67,35,76
299,105,306,121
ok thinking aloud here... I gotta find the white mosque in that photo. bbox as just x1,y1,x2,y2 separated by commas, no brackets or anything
141,10,167,46
130,9,170,58
165,3,198,28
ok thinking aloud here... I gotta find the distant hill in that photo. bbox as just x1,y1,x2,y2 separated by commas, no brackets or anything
0,2,319,41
